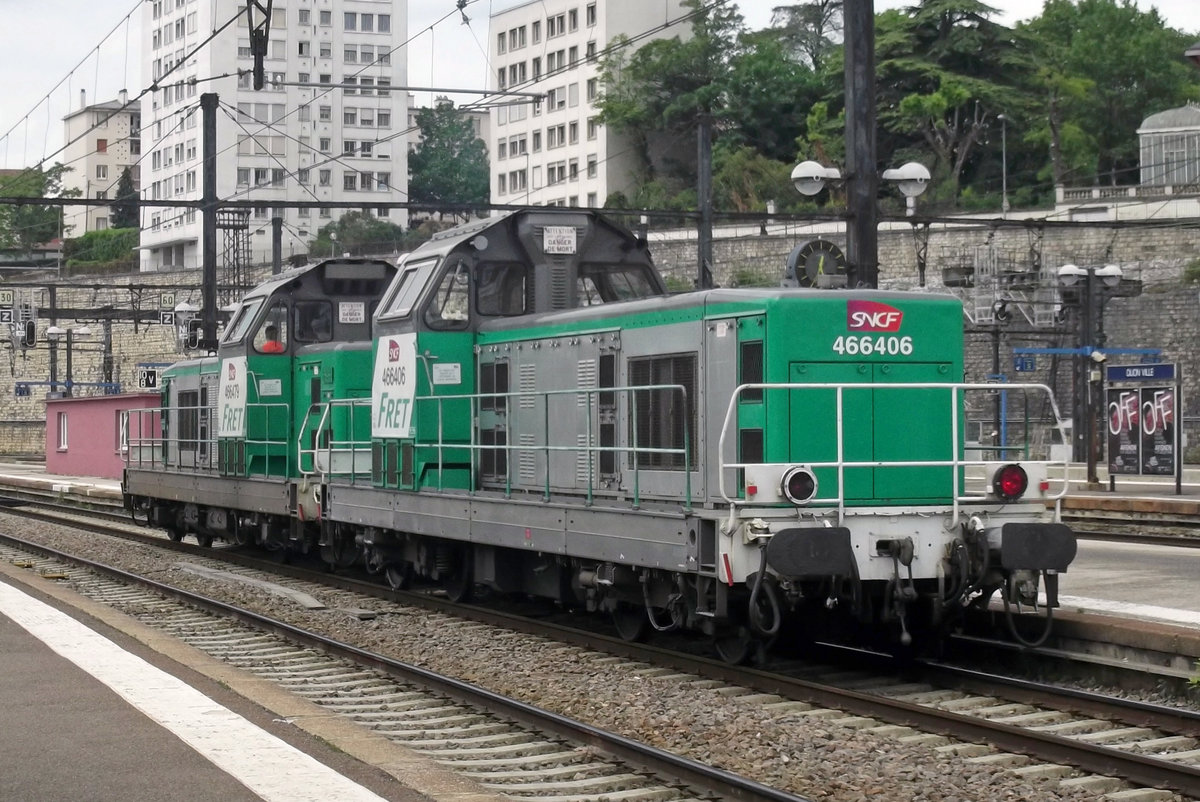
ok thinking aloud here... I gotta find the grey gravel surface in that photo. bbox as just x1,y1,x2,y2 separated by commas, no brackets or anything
4,517,1191,802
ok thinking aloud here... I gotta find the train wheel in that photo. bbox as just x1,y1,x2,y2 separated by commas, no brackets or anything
611,602,648,642
197,535,214,548
165,529,184,543
713,623,757,665
385,563,412,591
444,568,473,603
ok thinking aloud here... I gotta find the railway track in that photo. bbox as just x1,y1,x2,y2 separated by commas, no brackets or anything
0,531,805,802
2,508,1199,799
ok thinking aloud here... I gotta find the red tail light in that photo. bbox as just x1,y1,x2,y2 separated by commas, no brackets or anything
992,464,1028,501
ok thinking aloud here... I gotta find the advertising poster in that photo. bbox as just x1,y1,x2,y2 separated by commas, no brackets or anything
1139,387,1175,475
1106,387,1140,475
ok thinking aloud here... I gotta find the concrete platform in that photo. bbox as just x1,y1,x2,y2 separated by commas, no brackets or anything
0,561,497,802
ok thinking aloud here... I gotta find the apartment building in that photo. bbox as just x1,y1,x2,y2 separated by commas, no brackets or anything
140,0,408,270
488,0,686,208
61,91,141,236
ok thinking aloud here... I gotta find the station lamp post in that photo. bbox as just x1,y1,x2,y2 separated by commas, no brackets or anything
45,325,93,397
997,114,1010,218
1057,263,1123,484
790,161,931,285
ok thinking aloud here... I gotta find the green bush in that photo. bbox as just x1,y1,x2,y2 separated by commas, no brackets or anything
1183,257,1200,284
64,228,139,265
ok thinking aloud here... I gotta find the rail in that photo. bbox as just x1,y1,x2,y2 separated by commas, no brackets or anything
717,381,1072,529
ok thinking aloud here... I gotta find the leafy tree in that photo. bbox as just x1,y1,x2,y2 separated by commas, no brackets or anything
308,211,405,258
1023,0,1199,186
875,0,1036,203
110,166,139,230
0,163,76,256
771,0,843,70
722,30,822,163
408,100,489,216
596,0,746,181
711,144,799,212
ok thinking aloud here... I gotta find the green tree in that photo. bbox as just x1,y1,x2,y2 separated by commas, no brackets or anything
408,100,489,216
0,163,76,256
596,0,746,181
875,0,1037,204
308,211,405,258
712,143,798,212
1023,0,1199,186
723,30,822,163
770,0,843,70
110,166,139,230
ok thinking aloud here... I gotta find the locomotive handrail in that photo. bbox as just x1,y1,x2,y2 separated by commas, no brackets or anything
311,384,693,508
717,381,1072,530
125,404,213,473
297,398,373,480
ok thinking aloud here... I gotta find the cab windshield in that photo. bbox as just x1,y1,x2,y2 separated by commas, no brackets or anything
221,298,265,344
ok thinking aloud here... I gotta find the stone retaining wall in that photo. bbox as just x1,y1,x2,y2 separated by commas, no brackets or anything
4,220,1197,459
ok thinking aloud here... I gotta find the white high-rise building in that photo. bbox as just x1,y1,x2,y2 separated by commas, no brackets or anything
61,90,141,236
488,0,686,208
140,0,408,270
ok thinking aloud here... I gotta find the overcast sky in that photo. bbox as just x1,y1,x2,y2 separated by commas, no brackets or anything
0,0,1195,169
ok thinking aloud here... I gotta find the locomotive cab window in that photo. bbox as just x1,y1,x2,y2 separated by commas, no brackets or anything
424,259,471,329
379,259,436,320
221,298,265,344
294,301,333,343
577,263,661,306
476,262,527,316
255,304,289,353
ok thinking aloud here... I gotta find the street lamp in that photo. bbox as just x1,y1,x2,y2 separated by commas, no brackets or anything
791,160,931,283
1057,263,1123,485
997,114,1010,218
45,325,93,398
329,231,338,257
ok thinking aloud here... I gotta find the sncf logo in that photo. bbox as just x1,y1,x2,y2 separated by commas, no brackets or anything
388,339,401,362
847,300,903,332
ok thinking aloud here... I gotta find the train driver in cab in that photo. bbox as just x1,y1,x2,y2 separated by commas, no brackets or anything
258,324,286,354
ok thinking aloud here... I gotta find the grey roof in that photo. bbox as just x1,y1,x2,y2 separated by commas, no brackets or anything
1139,104,1200,132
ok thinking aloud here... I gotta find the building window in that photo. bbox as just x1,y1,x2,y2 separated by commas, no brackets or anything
587,3,596,26
319,169,331,186
96,138,108,153
319,10,331,25
344,173,357,191
96,165,109,180
58,412,68,450
378,15,391,33
344,12,356,30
